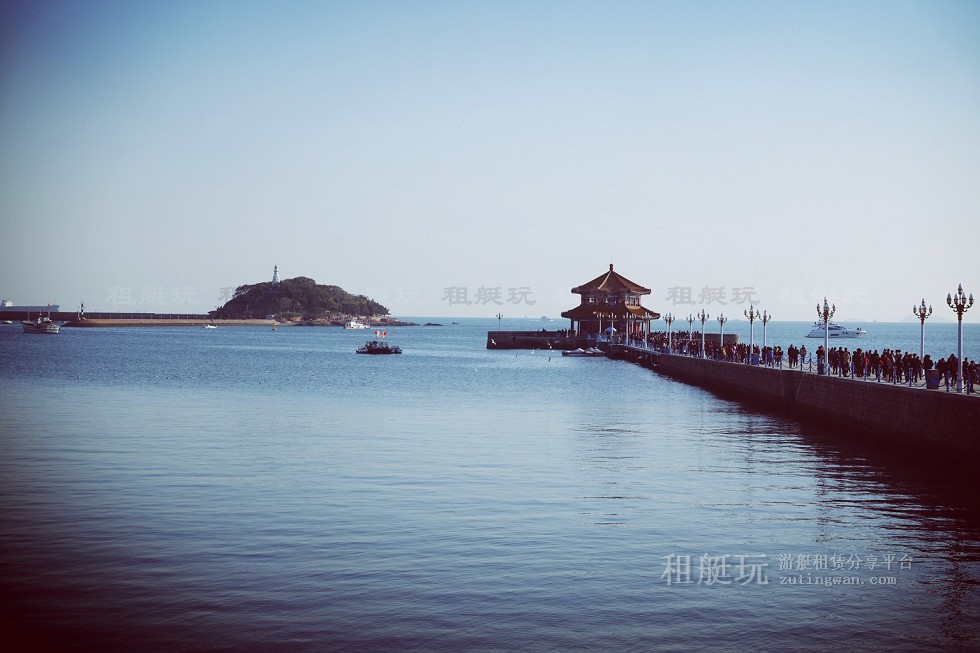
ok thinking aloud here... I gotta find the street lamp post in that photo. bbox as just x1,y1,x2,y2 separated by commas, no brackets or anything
664,313,675,353
761,310,771,350
913,299,932,361
816,298,836,376
687,314,695,354
947,284,974,393
717,314,728,360
697,309,709,359
744,304,760,365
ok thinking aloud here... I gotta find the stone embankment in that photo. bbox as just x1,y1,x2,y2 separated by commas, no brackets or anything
486,330,576,350
608,346,980,455
63,318,275,327
58,316,416,327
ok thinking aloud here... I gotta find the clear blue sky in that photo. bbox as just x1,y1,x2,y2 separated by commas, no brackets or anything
2,0,978,321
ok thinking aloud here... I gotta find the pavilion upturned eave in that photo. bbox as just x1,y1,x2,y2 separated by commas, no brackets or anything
560,303,660,321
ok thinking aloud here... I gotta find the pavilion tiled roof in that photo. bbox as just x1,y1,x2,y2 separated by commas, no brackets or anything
561,302,660,321
571,264,651,296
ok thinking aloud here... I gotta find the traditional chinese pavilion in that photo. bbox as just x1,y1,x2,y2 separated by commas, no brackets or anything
561,264,660,341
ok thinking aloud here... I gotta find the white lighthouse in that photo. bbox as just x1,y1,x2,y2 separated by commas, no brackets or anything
272,265,280,285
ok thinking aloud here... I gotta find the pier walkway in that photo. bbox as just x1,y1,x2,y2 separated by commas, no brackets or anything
610,341,979,396
606,342,980,456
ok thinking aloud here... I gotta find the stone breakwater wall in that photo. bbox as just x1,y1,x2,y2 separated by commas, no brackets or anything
486,330,579,350
62,319,275,327
485,331,739,350
608,347,980,455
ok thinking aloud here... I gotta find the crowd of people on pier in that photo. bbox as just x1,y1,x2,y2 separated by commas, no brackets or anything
637,331,977,394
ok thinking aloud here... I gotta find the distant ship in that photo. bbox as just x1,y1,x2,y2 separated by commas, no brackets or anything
806,322,867,338
1,299,60,312
344,318,370,329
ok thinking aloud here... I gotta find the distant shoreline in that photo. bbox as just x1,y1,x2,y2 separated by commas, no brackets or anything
58,318,435,328
63,319,276,327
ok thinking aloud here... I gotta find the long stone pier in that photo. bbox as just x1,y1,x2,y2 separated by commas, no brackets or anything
485,330,738,350
607,344,980,455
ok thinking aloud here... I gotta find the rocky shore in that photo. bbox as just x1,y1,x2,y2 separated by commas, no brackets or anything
294,317,422,327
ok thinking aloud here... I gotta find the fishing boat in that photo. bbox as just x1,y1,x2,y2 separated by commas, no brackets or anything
356,340,402,355
806,322,867,338
22,315,61,334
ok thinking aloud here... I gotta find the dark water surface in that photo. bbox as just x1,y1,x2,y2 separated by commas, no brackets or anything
1,320,978,652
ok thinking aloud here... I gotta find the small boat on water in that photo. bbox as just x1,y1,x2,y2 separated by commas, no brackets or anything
806,322,867,338
356,340,402,355
344,318,370,329
203,324,217,329
562,347,606,357
22,315,61,334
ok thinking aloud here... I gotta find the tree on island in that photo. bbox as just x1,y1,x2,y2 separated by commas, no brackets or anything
210,276,388,320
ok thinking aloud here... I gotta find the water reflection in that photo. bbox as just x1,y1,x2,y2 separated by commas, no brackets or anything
3,324,980,651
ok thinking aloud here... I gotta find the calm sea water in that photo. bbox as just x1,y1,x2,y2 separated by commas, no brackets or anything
1,319,979,652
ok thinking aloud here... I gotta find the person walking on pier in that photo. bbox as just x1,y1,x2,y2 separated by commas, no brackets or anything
947,353,959,391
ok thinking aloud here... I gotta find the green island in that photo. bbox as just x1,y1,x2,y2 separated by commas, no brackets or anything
210,276,406,325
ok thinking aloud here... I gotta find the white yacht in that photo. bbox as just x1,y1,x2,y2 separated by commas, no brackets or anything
806,322,867,338
344,318,370,330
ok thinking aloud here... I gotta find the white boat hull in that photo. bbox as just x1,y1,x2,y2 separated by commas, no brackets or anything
22,320,60,334
806,322,867,338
